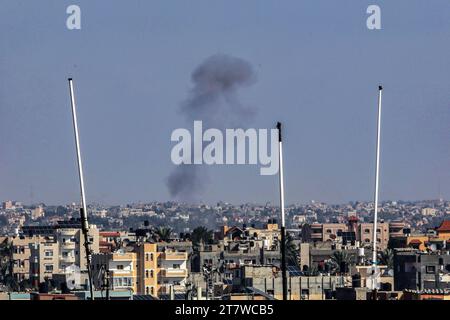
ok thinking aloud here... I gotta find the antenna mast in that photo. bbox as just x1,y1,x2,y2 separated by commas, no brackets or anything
277,122,288,300
371,85,383,298
68,78,94,300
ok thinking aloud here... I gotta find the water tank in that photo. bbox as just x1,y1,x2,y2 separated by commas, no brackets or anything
358,248,365,257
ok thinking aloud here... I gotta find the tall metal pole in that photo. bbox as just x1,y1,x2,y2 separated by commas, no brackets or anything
277,122,288,300
371,85,383,298
68,78,94,300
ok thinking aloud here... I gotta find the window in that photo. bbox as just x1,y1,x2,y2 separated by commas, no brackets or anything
117,265,124,270
173,264,181,269
150,270,154,278
326,229,332,234
44,250,53,257
364,229,370,234
426,266,436,274
150,287,154,295
45,264,53,272
145,270,149,278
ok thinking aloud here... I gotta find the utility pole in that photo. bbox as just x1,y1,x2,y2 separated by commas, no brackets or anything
277,122,288,300
371,85,383,300
68,78,94,300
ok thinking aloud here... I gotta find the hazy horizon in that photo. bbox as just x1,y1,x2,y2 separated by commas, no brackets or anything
1,1,449,205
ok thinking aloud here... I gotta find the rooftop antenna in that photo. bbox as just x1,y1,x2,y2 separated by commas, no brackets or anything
276,122,288,300
68,78,94,300
370,85,383,299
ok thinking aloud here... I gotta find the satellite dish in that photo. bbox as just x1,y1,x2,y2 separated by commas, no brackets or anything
65,264,81,290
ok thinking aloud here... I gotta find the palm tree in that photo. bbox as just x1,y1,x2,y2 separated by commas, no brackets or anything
191,226,213,247
285,233,299,267
155,226,172,242
378,248,394,270
330,251,354,274
0,238,17,290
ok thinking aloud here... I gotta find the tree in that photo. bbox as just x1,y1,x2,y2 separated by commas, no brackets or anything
330,251,354,274
378,248,394,270
0,238,17,291
285,233,299,267
155,226,172,242
191,226,213,247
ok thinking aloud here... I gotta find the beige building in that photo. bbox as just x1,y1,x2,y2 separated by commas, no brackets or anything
56,225,99,271
358,222,389,251
10,236,39,283
92,250,138,293
135,242,189,297
310,223,347,242
8,223,100,286
30,239,59,284
31,207,45,220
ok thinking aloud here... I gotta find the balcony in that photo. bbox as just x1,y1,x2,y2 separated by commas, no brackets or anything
60,255,76,263
160,268,188,278
163,252,188,261
60,242,76,249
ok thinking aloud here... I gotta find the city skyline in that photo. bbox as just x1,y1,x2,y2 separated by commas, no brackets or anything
1,1,449,205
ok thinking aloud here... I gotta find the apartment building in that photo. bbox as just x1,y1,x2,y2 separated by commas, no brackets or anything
358,222,389,250
9,236,37,283
55,225,100,271
134,242,189,297
11,220,100,286
305,220,390,251
394,249,450,291
92,249,138,293
30,239,59,284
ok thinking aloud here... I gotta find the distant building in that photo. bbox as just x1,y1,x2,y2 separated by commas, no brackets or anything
393,249,450,291
31,206,45,220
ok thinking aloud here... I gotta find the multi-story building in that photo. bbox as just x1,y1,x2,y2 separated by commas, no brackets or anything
305,220,390,251
134,242,190,297
15,220,99,286
9,236,37,283
31,207,45,220
92,249,138,293
30,239,59,284
394,249,450,291
358,222,389,250
55,225,99,272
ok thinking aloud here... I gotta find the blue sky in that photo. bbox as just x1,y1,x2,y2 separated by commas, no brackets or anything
0,0,449,205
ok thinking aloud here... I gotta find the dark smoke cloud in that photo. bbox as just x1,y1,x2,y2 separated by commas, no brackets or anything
181,54,257,128
166,166,209,202
167,54,257,201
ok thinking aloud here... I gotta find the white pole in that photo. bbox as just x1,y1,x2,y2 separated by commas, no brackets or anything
277,122,288,300
68,78,89,231
371,85,383,291
68,78,94,299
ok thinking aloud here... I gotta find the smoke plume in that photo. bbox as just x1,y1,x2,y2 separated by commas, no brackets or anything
167,54,257,201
